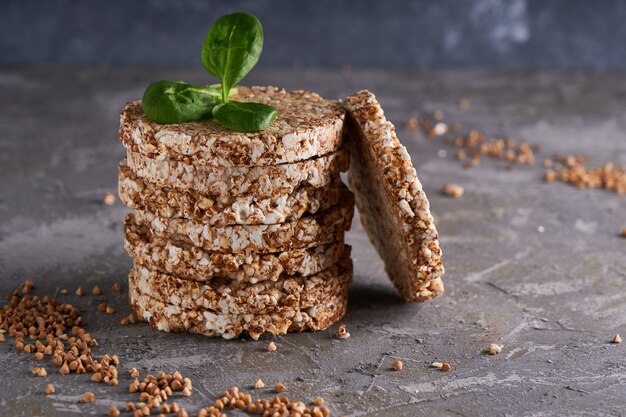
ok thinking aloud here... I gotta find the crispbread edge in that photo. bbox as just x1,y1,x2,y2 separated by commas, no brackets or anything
343,90,444,302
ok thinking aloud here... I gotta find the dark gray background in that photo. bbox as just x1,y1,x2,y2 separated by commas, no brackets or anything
3,0,626,69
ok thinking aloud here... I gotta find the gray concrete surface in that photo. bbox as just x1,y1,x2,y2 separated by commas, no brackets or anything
1,68,625,416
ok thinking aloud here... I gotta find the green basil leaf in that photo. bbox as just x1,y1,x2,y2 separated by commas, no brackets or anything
212,101,278,132
202,12,263,101
142,80,221,124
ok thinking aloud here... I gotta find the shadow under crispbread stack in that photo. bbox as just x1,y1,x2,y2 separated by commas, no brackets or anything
117,86,354,339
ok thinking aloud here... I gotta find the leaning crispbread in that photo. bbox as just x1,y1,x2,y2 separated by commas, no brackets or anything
125,147,348,199
343,90,444,302
129,256,352,313
130,190,354,254
119,87,345,167
118,159,344,225
129,283,348,340
124,217,348,283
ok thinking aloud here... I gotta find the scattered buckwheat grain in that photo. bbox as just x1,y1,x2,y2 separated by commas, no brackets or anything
547,154,626,195
266,341,277,352
392,360,403,371
81,391,95,403
613,334,622,344
405,117,419,133
104,192,116,206
442,182,464,198
59,362,70,374
312,396,325,406
44,384,55,395
121,313,136,325
31,367,47,377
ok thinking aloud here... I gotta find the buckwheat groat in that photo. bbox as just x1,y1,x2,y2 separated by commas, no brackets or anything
130,190,354,254
118,160,344,225
129,285,348,340
120,86,345,167
343,90,444,302
126,147,349,199
129,257,352,312
124,218,348,282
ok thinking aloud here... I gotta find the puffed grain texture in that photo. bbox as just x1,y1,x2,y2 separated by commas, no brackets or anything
124,218,348,283
118,159,344,225
119,86,345,167
129,284,348,340
128,256,352,313
130,190,354,254
125,147,348,199
343,90,444,302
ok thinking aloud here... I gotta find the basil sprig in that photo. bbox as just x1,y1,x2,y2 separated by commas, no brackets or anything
202,13,263,104
141,12,278,132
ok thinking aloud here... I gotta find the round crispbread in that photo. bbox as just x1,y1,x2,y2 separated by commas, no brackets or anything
130,189,354,254
129,283,348,340
343,90,444,302
119,86,345,167
128,256,352,313
118,159,344,225
125,147,348,200
124,217,348,283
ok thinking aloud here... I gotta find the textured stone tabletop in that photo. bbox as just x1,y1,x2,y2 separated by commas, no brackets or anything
1,68,625,416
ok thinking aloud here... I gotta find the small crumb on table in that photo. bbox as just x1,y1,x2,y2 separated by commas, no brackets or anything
104,192,116,205
442,182,464,198
488,343,502,355
81,391,95,403
335,323,350,339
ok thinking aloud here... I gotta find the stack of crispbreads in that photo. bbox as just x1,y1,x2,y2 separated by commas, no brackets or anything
118,86,354,339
